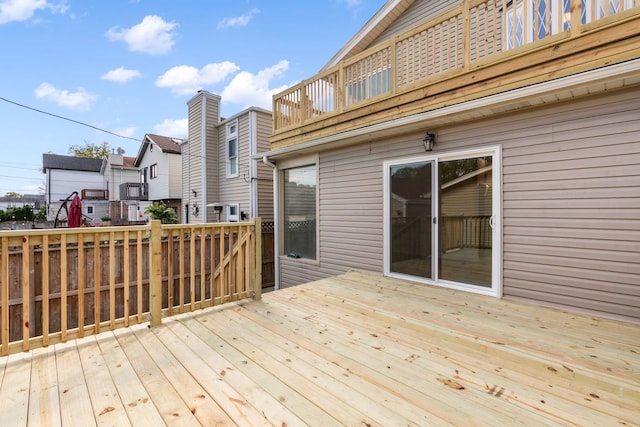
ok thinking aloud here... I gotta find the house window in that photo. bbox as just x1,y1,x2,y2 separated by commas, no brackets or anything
503,0,633,50
503,0,568,50
150,163,158,179
282,159,317,260
226,121,238,178
227,203,239,222
86,206,94,215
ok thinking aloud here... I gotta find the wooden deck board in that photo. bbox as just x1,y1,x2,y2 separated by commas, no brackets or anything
0,271,638,426
27,346,61,427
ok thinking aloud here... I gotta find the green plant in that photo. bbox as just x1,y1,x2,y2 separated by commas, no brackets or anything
101,216,111,221
144,202,178,224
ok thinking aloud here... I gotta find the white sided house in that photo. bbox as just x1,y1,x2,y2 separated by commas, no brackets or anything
100,149,140,224
182,90,273,224
42,153,109,223
265,0,640,323
133,134,183,222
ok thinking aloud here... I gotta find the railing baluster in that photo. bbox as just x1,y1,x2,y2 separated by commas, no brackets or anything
167,229,174,314
200,226,206,306
149,220,162,327
136,230,143,323
1,237,7,355
94,233,100,334
78,233,85,337
189,227,196,311
179,230,185,312
123,230,129,327
61,234,67,342
109,231,115,329
42,235,49,346
22,235,30,351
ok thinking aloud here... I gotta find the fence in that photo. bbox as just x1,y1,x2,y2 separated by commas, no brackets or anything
0,219,261,356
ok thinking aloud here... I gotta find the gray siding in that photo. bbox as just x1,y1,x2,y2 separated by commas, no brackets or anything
185,92,219,223
203,96,220,222
279,87,640,323
371,0,460,46
217,115,250,222
185,98,203,222
256,110,274,222
281,140,419,288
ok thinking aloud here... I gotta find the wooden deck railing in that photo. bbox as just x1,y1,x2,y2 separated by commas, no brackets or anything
0,219,262,356
273,0,639,133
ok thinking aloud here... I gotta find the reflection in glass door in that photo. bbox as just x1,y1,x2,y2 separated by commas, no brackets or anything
438,156,493,287
386,149,499,293
389,161,434,280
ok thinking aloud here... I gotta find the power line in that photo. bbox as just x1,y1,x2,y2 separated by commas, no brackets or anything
0,95,141,142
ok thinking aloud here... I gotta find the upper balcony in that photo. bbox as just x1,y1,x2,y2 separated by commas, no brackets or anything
81,189,108,200
119,182,149,201
271,0,640,149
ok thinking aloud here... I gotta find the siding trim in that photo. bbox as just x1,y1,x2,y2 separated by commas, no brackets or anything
200,95,208,222
249,111,258,219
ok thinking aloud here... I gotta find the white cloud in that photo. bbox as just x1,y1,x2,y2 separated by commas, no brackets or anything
0,0,67,24
106,15,177,55
113,126,137,138
153,118,188,139
101,67,142,83
221,60,290,110
155,62,240,95
217,8,259,29
34,82,96,111
339,0,363,8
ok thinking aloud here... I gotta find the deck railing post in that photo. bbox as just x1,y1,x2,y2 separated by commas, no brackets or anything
253,217,262,301
570,0,582,37
149,220,162,326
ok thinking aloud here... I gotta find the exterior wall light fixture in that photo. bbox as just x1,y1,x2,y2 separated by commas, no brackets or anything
423,132,436,152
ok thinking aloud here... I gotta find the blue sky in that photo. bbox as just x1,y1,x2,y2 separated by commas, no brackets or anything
0,0,385,195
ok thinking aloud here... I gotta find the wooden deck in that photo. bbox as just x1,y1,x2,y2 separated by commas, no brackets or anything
1,271,638,426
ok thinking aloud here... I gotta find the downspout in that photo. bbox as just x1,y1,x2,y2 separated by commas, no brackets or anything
262,156,279,290
249,111,258,219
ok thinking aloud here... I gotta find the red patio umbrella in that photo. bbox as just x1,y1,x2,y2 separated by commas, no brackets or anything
68,195,82,228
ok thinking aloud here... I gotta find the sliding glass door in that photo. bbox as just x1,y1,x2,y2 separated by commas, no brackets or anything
389,161,435,280
385,147,500,295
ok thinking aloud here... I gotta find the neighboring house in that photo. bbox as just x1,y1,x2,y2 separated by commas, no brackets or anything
0,194,44,211
42,153,109,222
133,134,183,222
100,148,140,223
182,90,273,224
264,0,640,323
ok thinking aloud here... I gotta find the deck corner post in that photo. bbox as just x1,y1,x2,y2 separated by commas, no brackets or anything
253,217,262,301
149,219,162,326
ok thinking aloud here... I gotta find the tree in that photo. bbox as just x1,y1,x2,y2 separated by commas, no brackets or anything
4,191,22,198
144,202,178,224
68,141,111,159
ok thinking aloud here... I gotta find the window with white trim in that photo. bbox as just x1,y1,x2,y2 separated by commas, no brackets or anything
226,121,238,178
150,163,158,179
281,158,318,260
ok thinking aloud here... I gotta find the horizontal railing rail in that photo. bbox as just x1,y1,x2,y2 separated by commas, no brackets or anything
272,0,639,134
0,218,262,356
